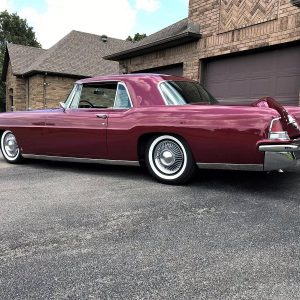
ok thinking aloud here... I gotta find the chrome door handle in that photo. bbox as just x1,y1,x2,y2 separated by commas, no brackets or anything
96,114,108,119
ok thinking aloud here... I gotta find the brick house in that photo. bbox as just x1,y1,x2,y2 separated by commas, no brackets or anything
106,0,300,106
1,30,129,111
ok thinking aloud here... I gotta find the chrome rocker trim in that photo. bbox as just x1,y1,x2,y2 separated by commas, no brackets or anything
196,163,263,171
22,154,140,167
259,143,300,171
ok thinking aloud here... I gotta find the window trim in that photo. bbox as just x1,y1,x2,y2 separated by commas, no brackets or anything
65,84,81,109
66,81,133,110
158,81,169,105
158,80,218,106
113,82,133,110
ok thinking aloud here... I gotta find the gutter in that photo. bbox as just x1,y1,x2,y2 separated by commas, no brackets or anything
17,70,90,79
104,32,201,61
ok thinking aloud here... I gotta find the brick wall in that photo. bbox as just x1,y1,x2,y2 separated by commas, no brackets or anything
28,75,44,110
121,0,300,81
6,68,77,111
5,63,27,111
121,42,200,80
191,0,300,59
32,75,76,109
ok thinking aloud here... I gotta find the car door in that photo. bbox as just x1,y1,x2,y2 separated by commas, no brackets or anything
44,108,109,158
43,82,120,159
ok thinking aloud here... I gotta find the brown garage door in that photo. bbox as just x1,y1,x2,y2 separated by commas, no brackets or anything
204,45,300,106
133,63,183,77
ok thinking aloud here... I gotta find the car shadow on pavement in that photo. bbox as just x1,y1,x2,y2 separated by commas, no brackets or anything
24,158,150,178
194,168,300,196
23,158,300,195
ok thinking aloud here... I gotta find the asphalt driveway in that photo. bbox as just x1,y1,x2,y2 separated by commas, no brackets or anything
1,153,300,299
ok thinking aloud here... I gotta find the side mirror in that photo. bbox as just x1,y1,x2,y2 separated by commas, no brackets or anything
59,102,66,112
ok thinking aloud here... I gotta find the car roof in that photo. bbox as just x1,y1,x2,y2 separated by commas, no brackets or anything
77,73,193,84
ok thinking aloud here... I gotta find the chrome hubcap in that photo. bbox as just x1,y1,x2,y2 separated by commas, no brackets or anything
3,133,19,158
154,140,184,175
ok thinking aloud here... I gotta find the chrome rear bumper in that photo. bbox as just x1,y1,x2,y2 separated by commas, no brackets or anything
259,142,300,171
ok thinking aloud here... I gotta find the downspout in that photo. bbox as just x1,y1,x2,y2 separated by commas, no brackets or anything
43,72,48,109
27,78,30,110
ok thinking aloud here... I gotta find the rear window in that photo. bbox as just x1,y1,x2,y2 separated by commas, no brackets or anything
159,80,218,105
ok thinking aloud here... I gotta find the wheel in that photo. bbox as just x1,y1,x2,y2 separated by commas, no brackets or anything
0,131,23,163
145,135,195,184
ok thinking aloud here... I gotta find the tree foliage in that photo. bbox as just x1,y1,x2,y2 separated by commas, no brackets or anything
0,10,41,111
126,33,147,42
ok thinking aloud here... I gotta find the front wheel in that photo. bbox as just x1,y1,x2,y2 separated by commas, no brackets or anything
1,131,23,163
145,135,195,184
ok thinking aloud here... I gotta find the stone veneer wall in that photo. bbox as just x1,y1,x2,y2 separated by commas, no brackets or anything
121,0,300,82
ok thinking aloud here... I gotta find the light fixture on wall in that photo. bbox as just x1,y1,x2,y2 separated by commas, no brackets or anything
101,35,108,43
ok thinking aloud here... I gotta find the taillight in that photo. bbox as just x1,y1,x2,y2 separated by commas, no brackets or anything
269,118,290,140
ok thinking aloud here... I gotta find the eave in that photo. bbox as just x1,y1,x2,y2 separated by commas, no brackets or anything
104,32,201,61
21,70,90,79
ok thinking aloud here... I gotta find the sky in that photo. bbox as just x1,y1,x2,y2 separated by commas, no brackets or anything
0,0,189,48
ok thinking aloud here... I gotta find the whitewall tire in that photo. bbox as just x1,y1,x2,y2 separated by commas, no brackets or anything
145,135,195,184
1,131,23,163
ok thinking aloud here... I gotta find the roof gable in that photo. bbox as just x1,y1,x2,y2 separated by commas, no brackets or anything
2,30,131,81
27,30,131,77
7,44,46,75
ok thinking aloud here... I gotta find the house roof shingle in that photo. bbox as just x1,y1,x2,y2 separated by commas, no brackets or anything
2,30,131,81
104,18,201,61
6,44,46,75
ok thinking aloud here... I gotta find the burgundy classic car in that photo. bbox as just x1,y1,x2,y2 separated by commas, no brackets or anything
1,74,300,184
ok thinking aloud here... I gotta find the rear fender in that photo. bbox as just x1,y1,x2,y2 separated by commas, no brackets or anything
253,97,300,139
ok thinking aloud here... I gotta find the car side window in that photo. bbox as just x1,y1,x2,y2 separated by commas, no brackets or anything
114,83,132,109
69,82,132,109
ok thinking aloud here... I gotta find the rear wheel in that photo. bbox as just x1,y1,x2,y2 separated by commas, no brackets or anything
145,135,195,184
1,131,23,163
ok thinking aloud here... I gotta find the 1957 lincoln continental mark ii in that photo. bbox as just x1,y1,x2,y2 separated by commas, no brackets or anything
1,74,300,184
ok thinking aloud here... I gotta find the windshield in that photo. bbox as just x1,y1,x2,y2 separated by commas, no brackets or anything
159,80,218,105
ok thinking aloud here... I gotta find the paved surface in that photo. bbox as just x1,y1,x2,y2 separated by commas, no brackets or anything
1,153,300,300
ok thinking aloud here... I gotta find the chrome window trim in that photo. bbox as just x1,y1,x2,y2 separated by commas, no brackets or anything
158,80,173,106
157,80,216,106
67,81,133,110
65,84,81,109
67,84,83,109
113,81,133,109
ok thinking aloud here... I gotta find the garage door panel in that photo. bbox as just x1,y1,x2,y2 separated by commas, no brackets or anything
228,81,251,97
205,45,300,106
276,75,300,97
250,78,274,98
208,83,229,97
